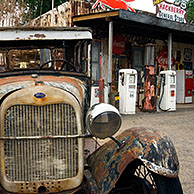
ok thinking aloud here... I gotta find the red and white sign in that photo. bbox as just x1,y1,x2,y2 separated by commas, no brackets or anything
156,1,186,23
113,34,125,55
92,0,136,12
156,46,175,70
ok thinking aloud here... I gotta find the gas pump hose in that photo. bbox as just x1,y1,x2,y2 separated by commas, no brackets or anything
158,76,170,112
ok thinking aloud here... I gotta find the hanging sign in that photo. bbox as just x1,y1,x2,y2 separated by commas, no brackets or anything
92,0,136,12
156,1,186,23
156,45,176,70
113,34,125,55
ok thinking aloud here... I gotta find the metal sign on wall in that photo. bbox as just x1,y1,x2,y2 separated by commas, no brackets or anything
113,34,125,55
155,0,186,23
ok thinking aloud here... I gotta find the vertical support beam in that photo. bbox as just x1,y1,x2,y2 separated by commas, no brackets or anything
52,0,54,10
108,20,113,85
51,0,55,26
168,33,172,70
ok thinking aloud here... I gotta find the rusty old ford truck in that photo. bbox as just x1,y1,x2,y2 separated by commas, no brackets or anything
0,27,182,194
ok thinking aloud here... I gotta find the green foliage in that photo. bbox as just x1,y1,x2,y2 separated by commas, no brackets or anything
21,0,68,20
174,0,194,23
186,0,194,22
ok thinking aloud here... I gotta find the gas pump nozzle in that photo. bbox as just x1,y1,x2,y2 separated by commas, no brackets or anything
119,72,124,86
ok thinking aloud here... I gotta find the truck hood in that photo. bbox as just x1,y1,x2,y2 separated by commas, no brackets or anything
0,75,87,106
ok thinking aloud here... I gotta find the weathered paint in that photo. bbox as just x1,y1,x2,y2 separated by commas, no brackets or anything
0,75,86,106
84,170,98,194
142,66,156,112
0,0,26,27
0,27,92,41
27,0,106,28
0,85,84,193
88,127,179,194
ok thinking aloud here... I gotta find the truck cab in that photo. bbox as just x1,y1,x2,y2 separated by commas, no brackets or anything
0,27,182,194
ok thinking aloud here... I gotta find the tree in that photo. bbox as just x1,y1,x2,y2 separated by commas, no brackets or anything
175,0,194,23
22,0,68,20
186,0,194,22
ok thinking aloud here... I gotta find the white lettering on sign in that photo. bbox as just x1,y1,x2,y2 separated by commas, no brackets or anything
113,41,125,49
156,1,186,23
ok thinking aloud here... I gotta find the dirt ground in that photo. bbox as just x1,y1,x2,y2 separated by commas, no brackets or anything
117,104,194,194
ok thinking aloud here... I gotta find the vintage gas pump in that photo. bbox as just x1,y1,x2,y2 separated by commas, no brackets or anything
118,69,137,114
142,43,156,112
176,70,193,103
158,70,176,111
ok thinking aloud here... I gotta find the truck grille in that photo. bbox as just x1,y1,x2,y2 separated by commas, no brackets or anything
3,104,78,182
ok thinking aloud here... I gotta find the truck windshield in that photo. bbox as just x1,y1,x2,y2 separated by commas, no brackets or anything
0,40,89,74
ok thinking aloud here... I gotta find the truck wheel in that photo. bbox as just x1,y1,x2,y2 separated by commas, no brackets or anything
111,159,183,194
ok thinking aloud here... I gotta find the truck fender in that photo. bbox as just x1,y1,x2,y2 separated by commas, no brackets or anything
87,127,179,194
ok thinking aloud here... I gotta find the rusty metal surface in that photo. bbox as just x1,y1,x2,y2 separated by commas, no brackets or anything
27,0,106,27
0,27,92,41
0,85,84,193
0,75,86,106
84,169,98,194
0,0,26,27
142,66,156,112
0,184,81,194
88,127,179,194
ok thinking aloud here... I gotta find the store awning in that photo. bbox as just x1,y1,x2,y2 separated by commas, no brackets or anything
73,9,194,44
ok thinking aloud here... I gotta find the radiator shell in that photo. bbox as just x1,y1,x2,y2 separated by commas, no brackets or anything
0,85,84,193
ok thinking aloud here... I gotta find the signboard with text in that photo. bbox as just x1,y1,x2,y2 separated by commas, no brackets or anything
156,1,186,23
156,45,176,70
113,34,125,55
153,0,164,6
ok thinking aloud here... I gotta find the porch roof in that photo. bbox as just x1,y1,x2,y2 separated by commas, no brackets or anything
73,9,194,44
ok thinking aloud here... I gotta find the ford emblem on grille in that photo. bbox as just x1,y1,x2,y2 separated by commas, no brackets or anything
34,92,46,98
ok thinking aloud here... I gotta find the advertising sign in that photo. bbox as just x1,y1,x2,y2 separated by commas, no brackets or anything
156,45,176,70
156,1,186,23
113,34,125,55
92,0,136,12
91,0,187,23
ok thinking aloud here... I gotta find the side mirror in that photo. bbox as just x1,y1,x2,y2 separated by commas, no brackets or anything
86,103,122,139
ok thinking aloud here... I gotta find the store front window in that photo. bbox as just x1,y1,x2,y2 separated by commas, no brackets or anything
112,55,127,91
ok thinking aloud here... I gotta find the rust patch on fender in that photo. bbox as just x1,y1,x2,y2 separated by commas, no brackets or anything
88,127,179,194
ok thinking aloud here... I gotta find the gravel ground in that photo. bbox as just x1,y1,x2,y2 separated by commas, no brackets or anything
117,104,194,194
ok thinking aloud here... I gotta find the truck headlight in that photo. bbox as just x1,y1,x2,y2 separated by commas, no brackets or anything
86,103,122,139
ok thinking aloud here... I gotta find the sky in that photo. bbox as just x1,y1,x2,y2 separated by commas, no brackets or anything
129,0,175,13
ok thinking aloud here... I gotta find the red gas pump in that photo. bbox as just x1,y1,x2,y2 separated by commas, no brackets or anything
176,70,193,103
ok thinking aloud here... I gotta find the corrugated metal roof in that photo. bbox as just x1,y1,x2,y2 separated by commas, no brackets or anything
0,0,26,27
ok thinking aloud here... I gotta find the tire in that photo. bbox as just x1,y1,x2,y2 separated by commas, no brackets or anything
110,159,183,194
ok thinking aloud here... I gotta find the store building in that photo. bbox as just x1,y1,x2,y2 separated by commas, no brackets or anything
28,0,194,111
72,6,194,111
